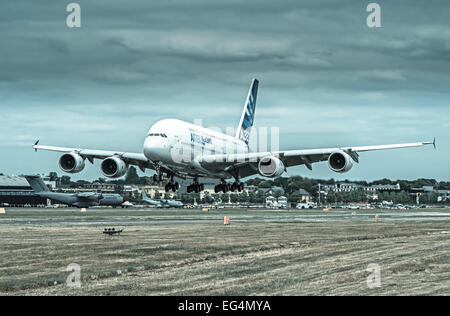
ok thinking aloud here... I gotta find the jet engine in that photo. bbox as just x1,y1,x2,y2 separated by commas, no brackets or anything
59,153,85,173
328,151,353,173
258,155,285,178
101,157,128,178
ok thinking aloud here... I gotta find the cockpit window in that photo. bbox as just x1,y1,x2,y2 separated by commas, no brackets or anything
147,133,168,138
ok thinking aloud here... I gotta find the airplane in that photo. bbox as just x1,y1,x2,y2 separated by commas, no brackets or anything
32,79,435,194
141,189,184,208
24,175,124,208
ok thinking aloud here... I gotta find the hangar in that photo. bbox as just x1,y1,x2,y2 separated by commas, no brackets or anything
0,175,47,206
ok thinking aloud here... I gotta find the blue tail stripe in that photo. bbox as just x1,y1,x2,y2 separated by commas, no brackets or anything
237,79,259,144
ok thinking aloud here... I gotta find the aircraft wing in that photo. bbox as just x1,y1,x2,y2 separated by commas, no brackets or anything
142,198,162,206
197,140,435,178
76,192,98,198
34,143,151,167
33,142,176,174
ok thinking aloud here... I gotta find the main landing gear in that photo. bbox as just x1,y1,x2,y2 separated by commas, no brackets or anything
214,179,244,193
165,181,179,192
187,178,204,193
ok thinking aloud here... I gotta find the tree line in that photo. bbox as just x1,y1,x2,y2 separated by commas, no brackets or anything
44,168,449,204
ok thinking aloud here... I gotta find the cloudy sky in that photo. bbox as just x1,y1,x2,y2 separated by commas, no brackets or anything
0,0,448,181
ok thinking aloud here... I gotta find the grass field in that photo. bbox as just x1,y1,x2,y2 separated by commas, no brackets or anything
0,208,449,295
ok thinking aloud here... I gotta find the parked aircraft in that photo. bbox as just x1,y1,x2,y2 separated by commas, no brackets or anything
33,79,435,194
24,175,124,208
141,189,183,208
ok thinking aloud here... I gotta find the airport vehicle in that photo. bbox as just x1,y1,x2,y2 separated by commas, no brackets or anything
45,204,60,209
297,202,314,209
33,79,435,194
103,227,123,239
24,175,124,208
121,201,134,208
141,189,184,208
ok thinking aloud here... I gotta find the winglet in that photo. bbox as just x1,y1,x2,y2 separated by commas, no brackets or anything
33,140,39,152
423,138,436,150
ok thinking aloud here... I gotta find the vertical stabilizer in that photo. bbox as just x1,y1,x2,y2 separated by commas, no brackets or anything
236,78,259,145
24,175,50,193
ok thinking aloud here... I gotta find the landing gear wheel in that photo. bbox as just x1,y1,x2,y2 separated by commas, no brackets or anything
222,184,230,193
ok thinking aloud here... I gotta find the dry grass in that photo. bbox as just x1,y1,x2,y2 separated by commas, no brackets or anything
0,209,449,295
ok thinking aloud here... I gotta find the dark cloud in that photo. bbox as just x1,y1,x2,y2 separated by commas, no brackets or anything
0,0,448,180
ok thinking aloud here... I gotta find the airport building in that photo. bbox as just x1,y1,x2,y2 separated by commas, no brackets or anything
83,182,117,193
409,186,450,203
321,183,401,193
0,175,47,206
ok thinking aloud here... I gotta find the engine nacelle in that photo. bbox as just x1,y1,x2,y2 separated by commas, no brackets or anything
328,151,353,173
258,155,285,178
101,157,128,178
59,153,85,173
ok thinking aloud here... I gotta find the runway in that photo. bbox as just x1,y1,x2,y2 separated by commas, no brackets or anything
0,207,449,295
1,207,450,226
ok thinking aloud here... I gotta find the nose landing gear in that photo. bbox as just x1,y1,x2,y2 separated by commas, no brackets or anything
163,173,179,192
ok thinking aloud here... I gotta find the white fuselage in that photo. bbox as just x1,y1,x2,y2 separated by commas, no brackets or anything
143,119,248,178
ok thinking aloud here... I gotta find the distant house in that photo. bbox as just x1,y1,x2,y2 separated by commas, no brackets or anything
244,185,257,192
298,189,311,202
257,186,285,196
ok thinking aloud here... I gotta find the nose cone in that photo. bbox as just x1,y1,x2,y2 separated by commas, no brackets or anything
143,136,167,161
